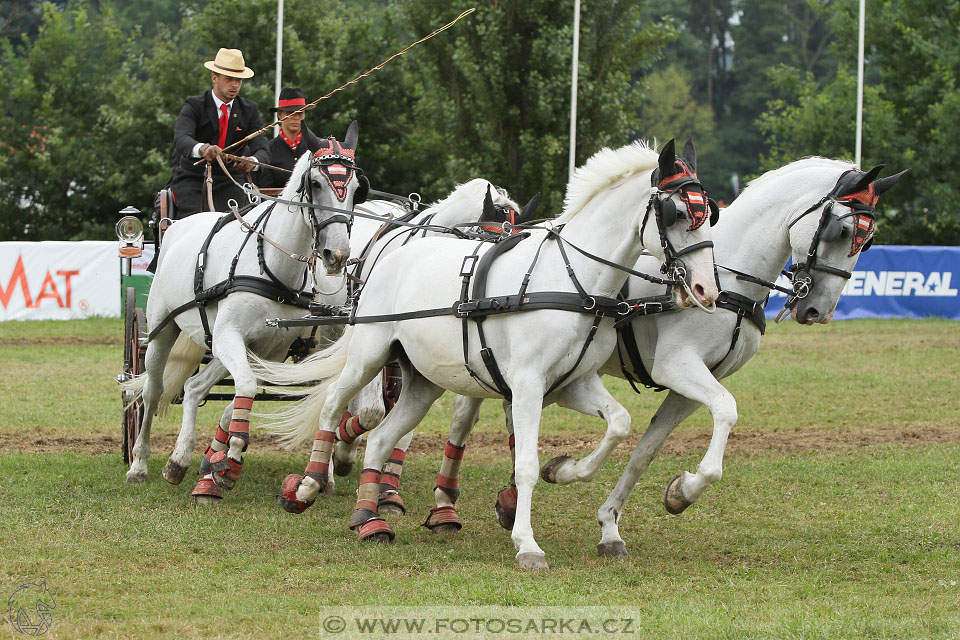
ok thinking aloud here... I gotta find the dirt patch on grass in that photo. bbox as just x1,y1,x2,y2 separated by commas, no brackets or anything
3,424,959,460
0,336,116,347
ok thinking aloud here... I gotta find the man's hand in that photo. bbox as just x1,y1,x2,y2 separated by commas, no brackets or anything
233,156,258,174
199,143,223,163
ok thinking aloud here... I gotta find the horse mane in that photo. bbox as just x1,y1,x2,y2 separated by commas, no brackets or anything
280,150,315,199
740,156,856,197
558,140,659,223
425,178,519,220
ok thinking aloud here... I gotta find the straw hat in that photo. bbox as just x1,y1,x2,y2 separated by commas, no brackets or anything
203,48,254,79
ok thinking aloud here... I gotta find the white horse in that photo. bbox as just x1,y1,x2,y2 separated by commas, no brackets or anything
465,158,907,556
123,122,363,499
254,138,720,569
151,179,527,498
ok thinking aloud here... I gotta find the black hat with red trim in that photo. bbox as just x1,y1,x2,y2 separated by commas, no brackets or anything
270,87,315,113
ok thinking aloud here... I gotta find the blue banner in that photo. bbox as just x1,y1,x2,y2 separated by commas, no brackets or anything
766,245,960,320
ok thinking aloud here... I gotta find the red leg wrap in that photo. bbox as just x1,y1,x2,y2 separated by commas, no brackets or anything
495,485,518,531
337,412,370,444
356,517,395,543
277,473,314,514
208,449,243,490
192,477,222,500
422,506,462,531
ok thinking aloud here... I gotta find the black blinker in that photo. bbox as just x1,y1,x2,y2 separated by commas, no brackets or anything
821,212,844,243
708,198,720,226
660,196,677,226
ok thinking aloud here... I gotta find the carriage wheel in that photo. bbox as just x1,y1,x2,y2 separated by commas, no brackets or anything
122,287,146,465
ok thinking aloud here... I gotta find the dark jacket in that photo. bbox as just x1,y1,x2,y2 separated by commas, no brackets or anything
259,124,323,189
167,90,269,216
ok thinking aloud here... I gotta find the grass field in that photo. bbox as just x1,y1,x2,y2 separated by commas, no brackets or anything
1,317,959,638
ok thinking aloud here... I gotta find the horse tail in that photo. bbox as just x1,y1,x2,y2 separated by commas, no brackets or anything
252,326,354,449
119,333,205,417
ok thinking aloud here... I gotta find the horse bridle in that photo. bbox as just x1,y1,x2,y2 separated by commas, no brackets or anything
779,169,877,317
640,160,720,309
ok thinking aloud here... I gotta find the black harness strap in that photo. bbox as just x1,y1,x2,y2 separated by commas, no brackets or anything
148,205,313,344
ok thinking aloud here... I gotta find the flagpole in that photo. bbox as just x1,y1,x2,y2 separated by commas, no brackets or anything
855,0,865,166
274,0,284,137
568,0,581,180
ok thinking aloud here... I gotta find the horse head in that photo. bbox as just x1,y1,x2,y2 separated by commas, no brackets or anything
785,164,909,324
646,137,720,311
302,120,367,275
478,187,540,234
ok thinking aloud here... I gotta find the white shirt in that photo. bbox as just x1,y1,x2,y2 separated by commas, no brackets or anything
191,95,234,158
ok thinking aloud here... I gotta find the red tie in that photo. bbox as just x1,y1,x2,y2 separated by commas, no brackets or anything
217,103,229,149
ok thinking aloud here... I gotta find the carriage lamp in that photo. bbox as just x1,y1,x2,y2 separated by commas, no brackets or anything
117,207,143,259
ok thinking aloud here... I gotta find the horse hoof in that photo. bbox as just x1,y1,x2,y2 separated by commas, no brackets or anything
124,470,147,484
495,486,517,530
431,523,461,535
192,477,223,505
422,506,462,532
516,552,549,570
278,474,314,513
194,494,222,506
332,459,354,477
378,491,406,516
357,518,395,544
597,541,629,558
209,451,242,490
540,455,572,484
664,474,692,515
162,459,188,485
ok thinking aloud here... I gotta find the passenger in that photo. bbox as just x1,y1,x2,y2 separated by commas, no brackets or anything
259,87,323,189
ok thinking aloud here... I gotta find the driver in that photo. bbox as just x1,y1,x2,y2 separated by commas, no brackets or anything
165,48,270,217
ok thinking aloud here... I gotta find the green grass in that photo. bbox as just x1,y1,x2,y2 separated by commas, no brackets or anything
0,317,959,638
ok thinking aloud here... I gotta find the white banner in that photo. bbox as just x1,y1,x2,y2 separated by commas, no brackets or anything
0,241,126,321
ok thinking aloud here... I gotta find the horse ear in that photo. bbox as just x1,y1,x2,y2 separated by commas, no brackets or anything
342,120,359,150
658,139,677,178
852,164,885,191
681,136,697,173
519,192,541,223
872,168,910,197
480,185,498,222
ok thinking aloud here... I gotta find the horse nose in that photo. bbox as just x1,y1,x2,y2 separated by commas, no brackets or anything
321,248,349,274
799,306,820,325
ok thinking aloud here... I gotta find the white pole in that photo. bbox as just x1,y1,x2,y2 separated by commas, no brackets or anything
274,0,284,137
855,0,865,166
568,0,581,180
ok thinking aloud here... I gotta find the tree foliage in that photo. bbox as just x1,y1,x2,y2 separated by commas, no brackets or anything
0,0,956,245
759,0,960,244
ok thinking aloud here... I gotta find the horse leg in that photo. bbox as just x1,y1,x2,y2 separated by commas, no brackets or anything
351,368,443,544
125,325,179,483
332,373,387,477
163,359,228,485
651,363,738,514
376,429,413,516
539,374,632,485
191,332,257,501
421,395,483,531
278,332,393,513
495,400,519,530
509,384,549,570
595,391,699,558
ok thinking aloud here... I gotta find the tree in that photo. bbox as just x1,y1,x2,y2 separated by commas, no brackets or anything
396,0,673,215
758,0,960,244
